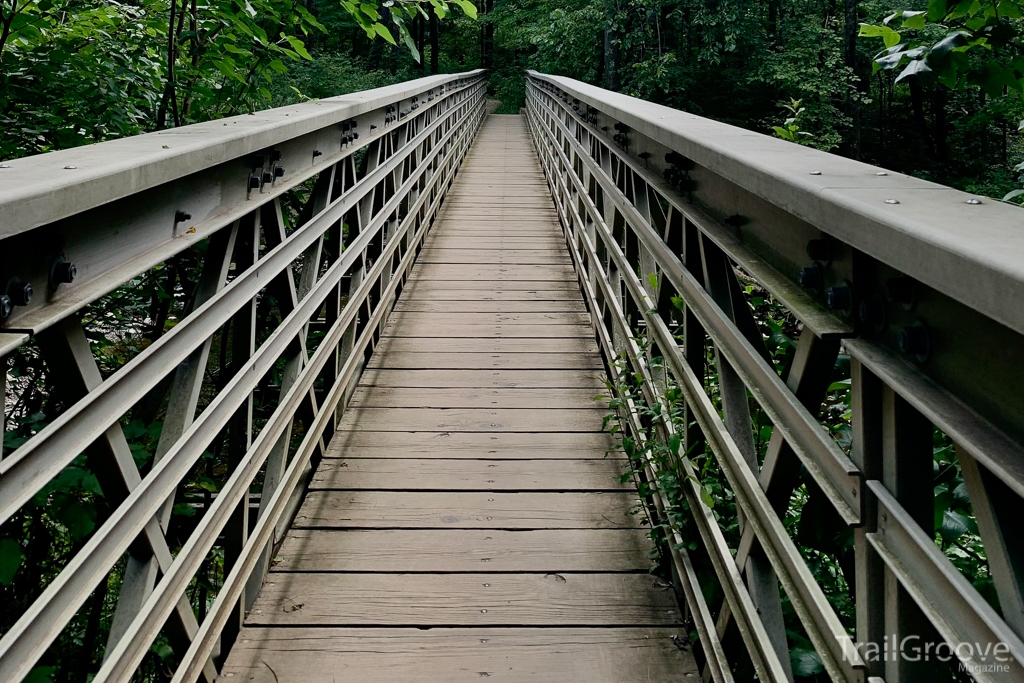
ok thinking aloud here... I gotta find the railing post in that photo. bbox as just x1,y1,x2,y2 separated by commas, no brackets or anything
851,358,885,679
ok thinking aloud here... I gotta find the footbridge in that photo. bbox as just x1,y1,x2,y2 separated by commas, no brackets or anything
1,69,1023,683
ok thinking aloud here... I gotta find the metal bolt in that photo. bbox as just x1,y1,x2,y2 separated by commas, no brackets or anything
6,277,32,307
0,295,12,319
857,298,886,331
248,174,261,190
64,165,77,169
50,257,77,290
809,170,822,175
174,209,191,223
826,282,853,316
312,150,323,159
876,171,888,176
0,163,9,168
480,609,488,613
966,198,982,205
262,170,274,184
274,166,285,178
897,323,930,361
885,198,900,204
806,237,831,262
797,262,823,292
885,276,915,309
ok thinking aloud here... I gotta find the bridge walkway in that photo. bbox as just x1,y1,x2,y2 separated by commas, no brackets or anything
219,114,698,681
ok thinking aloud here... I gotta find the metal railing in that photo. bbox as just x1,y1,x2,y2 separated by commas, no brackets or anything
0,69,486,682
525,70,1024,683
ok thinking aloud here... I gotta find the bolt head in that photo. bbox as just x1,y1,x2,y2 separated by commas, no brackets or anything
806,237,831,262
50,259,77,289
826,283,853,315
0,295,11,319
897,324,930,360
797,263,823,291
6,278,32,306
274,166,285,178
248,175,261,190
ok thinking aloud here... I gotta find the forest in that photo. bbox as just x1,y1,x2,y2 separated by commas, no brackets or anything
2,0,1023,194
1,0,1022,679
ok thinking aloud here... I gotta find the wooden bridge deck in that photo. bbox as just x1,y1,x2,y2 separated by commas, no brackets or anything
220,115,698,681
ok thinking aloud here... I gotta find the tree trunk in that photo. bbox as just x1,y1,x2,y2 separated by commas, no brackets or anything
417,15,425,71
908,76,932,160
430,12,439,73
482,0,494,68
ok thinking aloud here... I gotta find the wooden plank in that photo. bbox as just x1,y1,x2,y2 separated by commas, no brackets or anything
309,458,629,490
393,299,587,313
385,311,592,326
348,386,607,408
356,368,608,388
401,278,581,292
247,573,681,626
409,264,577,280
324,430,617,459
400,289,583,302
367,352,604,370
292,491,641,528
221,627,698,682
380,323,595,338
416,251,571,265
423,239,567,250
336,407,607,432
428,228,561,236
372,337,599,354
273,529,649,571
370,335,598,352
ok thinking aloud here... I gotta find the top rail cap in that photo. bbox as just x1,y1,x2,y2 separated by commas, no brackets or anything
0,70,484,240
527,70,1024,338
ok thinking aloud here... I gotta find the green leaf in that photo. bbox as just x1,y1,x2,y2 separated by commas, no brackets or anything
939,509,976,543
195,476,218,492
283,35,313,60
452,0,478,19
0,539,24,585
998,0,1023,17
1002,189,1024,202
928,0,949,21
56,500,97,540
647,273,658,289
699,485,714,508
23,667,57,683
372,22,396,44
791,647,825,677
668,433,681,456
895,57,932,83
359,3,381,20
900,10,927,28
860,23,903,48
